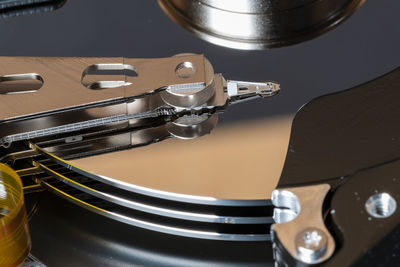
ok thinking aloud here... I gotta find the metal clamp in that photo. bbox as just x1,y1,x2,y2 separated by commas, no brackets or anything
271,184,335,265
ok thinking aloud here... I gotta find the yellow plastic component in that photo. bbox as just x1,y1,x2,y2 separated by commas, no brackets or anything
0,163,31,266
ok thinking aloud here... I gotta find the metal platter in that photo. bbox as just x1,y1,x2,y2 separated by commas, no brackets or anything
9,117,290,243
0,0,398,265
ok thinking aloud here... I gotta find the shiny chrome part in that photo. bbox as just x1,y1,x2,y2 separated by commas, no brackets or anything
36,160,271,224
160,56,214,108
159,0,365,50
0,54,280,241
0,73,43,95
0,108,175,148
33,144,269,207
365,193,397,219
0,149,38,164
271,184,335,265
33,113,219,159
0,54,279,151
81,63,137,89
167,114,218,140
295,228,328,264
227,80,280,104
197,0,271,13
1,125,277,241
0,54,206,120
40,178,270,241
272,189,300,224
13,155,274,241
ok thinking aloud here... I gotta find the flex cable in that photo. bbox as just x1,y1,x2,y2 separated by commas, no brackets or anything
0,163,31,266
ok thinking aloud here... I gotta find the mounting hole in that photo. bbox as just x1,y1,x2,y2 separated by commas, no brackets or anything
0,73,43,94
81,64,137,89
175,62,195,78
365,193,397,218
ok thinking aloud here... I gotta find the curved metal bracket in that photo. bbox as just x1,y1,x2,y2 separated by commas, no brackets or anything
271,184,335,265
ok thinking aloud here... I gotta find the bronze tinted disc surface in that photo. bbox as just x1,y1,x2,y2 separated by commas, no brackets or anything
70,115,292,200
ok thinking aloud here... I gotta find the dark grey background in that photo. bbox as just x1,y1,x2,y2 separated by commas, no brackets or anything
0,0,398,124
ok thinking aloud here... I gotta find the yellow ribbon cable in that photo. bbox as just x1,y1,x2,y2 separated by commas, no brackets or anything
0,164,31,266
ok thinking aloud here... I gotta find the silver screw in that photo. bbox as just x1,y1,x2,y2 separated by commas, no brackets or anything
295,227,327,264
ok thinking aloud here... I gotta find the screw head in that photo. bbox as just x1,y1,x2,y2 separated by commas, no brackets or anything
295,228,327,264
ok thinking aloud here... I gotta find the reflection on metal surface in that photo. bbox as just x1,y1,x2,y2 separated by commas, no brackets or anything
1,116,290,241
38,160,271,224
0,54,283,241
0,54,279,155
0,73,43,95
271,184,335,265
23,152,274,241
81,63,137,89
0,54,210,121
70,116,291,200
159,0,365,50
39,177,271,241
